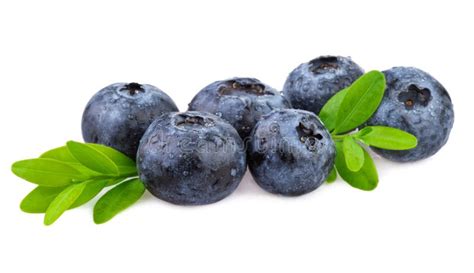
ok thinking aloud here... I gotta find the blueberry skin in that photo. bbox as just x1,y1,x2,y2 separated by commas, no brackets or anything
188,77,291,139
137,111,246,205
366,67,454,162
82,82,178,159
283,56,364,114
247,109,335,196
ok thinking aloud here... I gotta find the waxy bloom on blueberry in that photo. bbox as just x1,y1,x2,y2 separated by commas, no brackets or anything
283,56,363,114
137,111,246,205
188,77,291,139
82,82,178,159
248,109,335,196
366,67,454,162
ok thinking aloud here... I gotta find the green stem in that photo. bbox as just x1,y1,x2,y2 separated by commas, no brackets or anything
331,133,351,141
72,173,138,184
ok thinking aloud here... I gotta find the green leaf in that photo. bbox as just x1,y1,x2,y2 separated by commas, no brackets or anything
335,142,378,191
41,146,79,163
326,167,337,183
41,146,102,176
319,88,349,132
20,186,67,213
70,179,109,209
94,179,145,224
342,136,365,172
44,182,87,225
85,143,136,167
356,126,418,150
67,141,119,175
12,158,87,187
333,71,386,134
20,179,109,214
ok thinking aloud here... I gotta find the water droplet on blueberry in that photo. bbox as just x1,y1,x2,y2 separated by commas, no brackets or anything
270,123,279,133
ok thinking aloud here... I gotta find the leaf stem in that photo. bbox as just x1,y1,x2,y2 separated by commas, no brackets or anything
331,133,351,140
72,173,138,184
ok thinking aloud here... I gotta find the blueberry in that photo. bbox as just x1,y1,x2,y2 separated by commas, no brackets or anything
82,82,178,159
247,109,335,196
137,111,246,205
366,67,454,162
188,77,291,139
283,56,364,114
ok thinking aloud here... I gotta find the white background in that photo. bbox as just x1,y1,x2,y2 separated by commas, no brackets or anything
1,1,473,272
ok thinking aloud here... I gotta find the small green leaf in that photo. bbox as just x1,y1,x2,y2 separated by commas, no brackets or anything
326,167,337,183
319,88,349,132
335,142,378,191
356,126,418,150
20,180,109,214
20,186,67,213
342,136,365,172
70,179,109,209
333,71,386,134
94,178,145,224
67,141,119,175
12,158,87,187
44,182,87,225
41,146,79,163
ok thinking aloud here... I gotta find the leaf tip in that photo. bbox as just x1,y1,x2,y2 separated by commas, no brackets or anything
93,213,109,225
93,219,106,225
367,69,385,79
65,140,78,148
43,216,55,226
11,160,22,173
411,136,418,149
11,162,18,174
19,202,27,213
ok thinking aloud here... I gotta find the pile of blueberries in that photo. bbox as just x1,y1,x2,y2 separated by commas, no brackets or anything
82,56,454,205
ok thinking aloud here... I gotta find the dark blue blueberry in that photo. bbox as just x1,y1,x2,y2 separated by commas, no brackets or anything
137,111,246,205
188,77,291,139
367,67,454,162
283,56,364,114
247,109,335,196
82,82,178,159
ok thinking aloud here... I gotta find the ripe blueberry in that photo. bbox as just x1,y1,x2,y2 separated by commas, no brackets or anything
366,67,454,162
283,56,364,114
188,77,291,139
137,111,246,205
247,109,335,196
82,82,178,159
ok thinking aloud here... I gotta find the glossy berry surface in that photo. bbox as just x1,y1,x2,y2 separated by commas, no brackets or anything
366,67,454,162
82,82,178,159
188,77,291,139
283,56,363,114
247,109,335,196
137,111,246,205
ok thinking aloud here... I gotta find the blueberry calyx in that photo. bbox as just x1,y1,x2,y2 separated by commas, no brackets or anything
175,115,205,126
120,82,145,96
398,84,432,110
174,113,215,128
309,56,339,74
296,121,323,151
218,80,271,96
